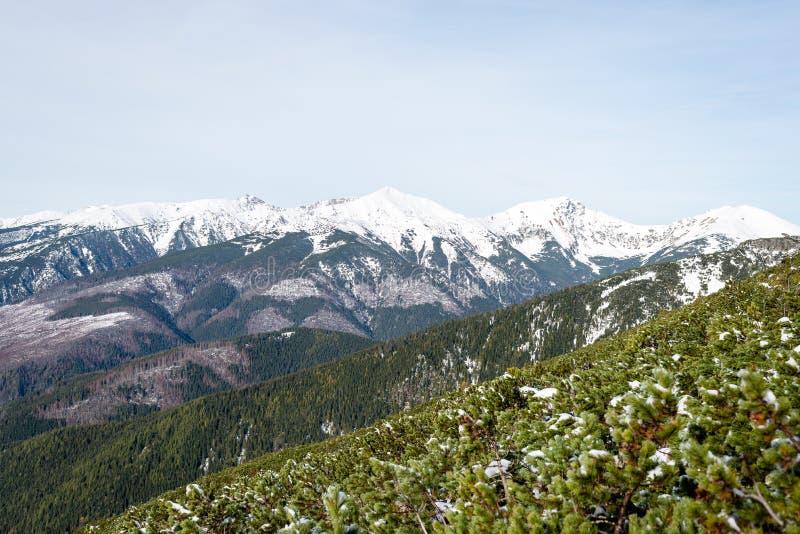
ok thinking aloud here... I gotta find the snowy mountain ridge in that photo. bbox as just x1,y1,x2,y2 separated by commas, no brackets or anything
482,196,799,271
1,187,798,306
0,195,283,256
5,186,797,259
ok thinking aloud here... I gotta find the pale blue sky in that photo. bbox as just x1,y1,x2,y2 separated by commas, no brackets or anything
1,1,798,223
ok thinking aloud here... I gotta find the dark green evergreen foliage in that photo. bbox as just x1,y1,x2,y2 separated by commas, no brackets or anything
369,303,456,341
179,281,238,330
236,328,372,383
91,255,800,533
0,246,796,531
175,362,228,401
190,315,243,342
281,297,326,324
47,293,142,320
0,401,61,445
0,371,101,446
125,240,246,274
0,329,373,448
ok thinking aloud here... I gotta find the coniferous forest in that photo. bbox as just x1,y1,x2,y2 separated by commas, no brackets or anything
0,247,798,531
0,244,790,532
89,255,800,533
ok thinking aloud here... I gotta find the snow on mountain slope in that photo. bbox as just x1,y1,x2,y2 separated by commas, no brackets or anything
1,188,798,307
483,197,800,271
1,188,502,266
0,210,64,229
292,187,503,258
0,195,284,255
6,189,796,264
658,205,800,250
481,197,661,262
577,236,800,346
1,195,271,229
0,301,135,372
280,187,516,289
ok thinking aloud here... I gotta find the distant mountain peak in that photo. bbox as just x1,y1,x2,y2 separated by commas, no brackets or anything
237,194,267,206
2,188,798,307
354,187,461,217
370,185,407,197
482,197,800,270
492,196,592,220
542,195,584,208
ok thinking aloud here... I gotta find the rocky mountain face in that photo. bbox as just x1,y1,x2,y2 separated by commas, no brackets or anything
0,227,518,405
1,189,798,405
0,234,797,412
0,195,277,304
2,187,798,307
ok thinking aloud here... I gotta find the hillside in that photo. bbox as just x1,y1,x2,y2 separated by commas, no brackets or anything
1,233,796,409
3,188,797,318
0,328,374,446
94,253,800,533
0,238,797,531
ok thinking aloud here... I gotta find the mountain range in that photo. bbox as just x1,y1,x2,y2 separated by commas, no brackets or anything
1,189,797,406
1,236,798,532
3,187,798,308
1,186,799,531
89,251,800,533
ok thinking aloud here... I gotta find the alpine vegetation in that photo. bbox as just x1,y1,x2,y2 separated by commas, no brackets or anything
1,240,799,532
92,255,800,532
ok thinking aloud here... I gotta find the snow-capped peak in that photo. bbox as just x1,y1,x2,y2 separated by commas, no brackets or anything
237,194,267,207
483,199,800,268
482,197,663,263
0,210,66,229
0,196,285,255
668,205,799,243
1,196,276,229
3,188,798,270
291,187,501,258
306,187,466,226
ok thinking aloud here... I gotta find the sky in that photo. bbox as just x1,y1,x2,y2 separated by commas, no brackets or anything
0,0,798,224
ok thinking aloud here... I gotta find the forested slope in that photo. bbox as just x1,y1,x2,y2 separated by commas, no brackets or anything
96,255,800,533
0,328,373,446
0,240,796,531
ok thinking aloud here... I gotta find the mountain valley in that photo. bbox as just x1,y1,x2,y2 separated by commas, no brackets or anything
2,189,798,407
1,236,798,531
